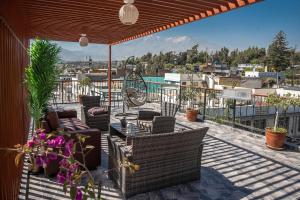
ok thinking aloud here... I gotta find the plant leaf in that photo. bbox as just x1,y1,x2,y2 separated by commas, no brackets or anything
70,185,76,200
15,153,24,166
85,145,94,150
63,182,67,194
88,190,95,199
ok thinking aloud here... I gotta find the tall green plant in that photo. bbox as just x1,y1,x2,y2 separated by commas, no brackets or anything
25,39,61,127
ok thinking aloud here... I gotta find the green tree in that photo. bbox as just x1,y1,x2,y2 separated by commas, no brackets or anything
267,31,291,71
218,47,229,64
187,44,199,64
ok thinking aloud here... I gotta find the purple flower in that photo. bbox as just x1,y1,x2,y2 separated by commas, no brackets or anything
39,132,46,140
59,158,69,168
55,136,65,146
47,139,56,148
47,136,65,148
32,136,40,144
35,155,49,168
36,129,43,134
47,152,57,160
69,163,78,172
57,172,66,184
75,188,83,200
27,139,34,148
64,140,74,156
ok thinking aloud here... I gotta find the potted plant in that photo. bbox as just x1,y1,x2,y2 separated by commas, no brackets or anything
24,39,61,173
181,86,199,122
265,93,293,150
25,39,60,129
178,64,201,121
78,77,92,104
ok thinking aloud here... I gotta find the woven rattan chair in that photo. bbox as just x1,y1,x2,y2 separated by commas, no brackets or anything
81,95,110,131
140,116,176,134
107,127,209,198
137,102,178,133
138,102,178,119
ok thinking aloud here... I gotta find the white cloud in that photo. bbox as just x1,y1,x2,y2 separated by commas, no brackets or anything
143,35,160,41
165,36,190,43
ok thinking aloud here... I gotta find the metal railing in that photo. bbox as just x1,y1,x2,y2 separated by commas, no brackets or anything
52,79,300,140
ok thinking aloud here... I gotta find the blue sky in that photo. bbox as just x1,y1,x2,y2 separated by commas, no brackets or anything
56,0,300,61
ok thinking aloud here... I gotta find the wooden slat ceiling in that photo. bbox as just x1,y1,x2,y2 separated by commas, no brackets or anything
16,0,261,45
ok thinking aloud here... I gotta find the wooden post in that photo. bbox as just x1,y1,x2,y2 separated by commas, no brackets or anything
108,45,112,107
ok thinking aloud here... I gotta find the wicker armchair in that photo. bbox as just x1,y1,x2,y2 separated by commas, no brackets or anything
137,102,178,133
107,127,209,198
138,102,179,120
81,96,110,131
140,116,176,134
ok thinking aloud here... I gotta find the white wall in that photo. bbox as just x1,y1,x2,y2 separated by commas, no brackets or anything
164,73,181,83
245,71,259,77
276,88,300,97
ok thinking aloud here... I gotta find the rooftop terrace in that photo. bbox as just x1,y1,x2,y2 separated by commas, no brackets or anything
19,103,300,200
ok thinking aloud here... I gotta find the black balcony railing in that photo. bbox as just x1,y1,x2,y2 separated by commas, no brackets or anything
52,80,300,141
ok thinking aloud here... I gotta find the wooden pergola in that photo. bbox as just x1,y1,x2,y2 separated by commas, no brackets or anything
0,0,261,199
17,0,261,44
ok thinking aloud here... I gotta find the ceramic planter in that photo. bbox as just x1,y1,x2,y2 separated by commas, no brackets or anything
186,108,198,122
78,95,85,104
265,128,286,150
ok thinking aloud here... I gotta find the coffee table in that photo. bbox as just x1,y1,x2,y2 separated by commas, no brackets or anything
110,122,149,141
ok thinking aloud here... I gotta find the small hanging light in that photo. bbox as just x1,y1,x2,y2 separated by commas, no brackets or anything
79,34,88,47
119,0,139,25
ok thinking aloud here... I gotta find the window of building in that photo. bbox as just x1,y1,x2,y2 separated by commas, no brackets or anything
181,82,186,86
193,82,198,87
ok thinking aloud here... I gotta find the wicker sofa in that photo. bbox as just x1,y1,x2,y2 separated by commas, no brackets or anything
42,108,101,176
80,95,110,131
107,127,209,198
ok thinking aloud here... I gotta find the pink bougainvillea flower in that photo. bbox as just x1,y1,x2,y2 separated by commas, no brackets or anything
47,152,58,160
32,136,40,144
69,163,79,172
39,132,46,140
56,172,66,184
36,129,42,134
35,155,49,168
27,139,34,148
47,136,65,148
75,188,83,200
55,136,65,146
64,139,74,156
59,158,69,168
47,139,56,148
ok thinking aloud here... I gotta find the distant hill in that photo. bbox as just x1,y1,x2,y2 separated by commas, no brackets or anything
59,48,107,61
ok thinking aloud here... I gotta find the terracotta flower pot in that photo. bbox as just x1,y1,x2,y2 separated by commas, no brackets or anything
186,108,198,122
265,128,286,150
78,95,84,104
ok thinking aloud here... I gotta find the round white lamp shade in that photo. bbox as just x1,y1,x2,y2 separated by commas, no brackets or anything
79,34,88,47
119,3,139,25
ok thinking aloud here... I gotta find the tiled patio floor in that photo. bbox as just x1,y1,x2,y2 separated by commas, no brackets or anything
19,103,300,200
